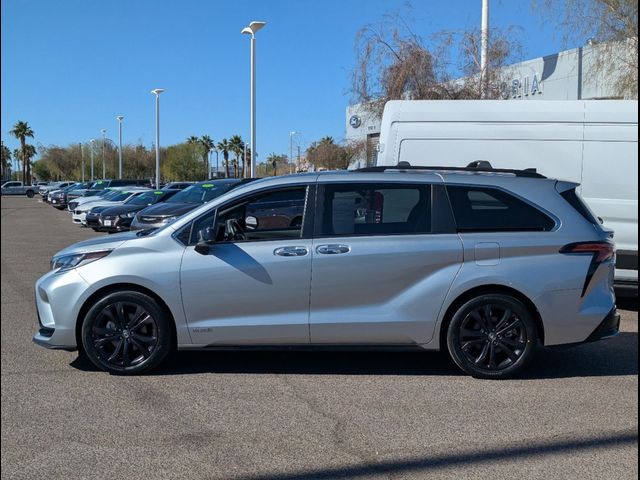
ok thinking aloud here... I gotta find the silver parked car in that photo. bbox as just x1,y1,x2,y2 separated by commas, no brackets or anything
33,165,619,378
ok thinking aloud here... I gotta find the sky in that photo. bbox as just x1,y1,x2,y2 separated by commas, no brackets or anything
1,0,570,164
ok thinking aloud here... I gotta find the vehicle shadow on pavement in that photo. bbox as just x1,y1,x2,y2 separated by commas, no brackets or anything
70,331,637,379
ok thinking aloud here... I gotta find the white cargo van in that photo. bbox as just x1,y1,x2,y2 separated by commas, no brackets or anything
376,100,638,287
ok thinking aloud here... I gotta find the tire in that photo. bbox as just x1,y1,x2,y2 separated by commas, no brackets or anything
26,190,34,198
446,294,538,379
81,290,173,374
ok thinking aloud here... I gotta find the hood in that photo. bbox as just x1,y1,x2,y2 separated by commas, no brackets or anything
101,204,145,216
53,231,139,258
137,202,198,217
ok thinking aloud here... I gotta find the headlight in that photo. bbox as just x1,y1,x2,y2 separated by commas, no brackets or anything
50,250,112,272
120,211,137,218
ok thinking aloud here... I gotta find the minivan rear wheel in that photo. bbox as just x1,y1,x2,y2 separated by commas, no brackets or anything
81,291,172,374
446,294,537,379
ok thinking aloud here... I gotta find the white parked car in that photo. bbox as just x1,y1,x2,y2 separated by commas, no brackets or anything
71,188,150,226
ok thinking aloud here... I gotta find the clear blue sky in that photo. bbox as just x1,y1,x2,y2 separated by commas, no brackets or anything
1,0,569,163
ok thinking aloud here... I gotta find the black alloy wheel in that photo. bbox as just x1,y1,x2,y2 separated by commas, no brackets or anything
82,291,172,374
447,294,538,379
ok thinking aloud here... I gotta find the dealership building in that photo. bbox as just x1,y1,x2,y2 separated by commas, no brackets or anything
345,43,631,168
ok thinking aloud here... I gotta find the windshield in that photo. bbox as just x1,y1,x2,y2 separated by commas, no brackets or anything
166,182,237,204
108,191,137,202
98,189,121,199
125,190,166,206
90,180,108,190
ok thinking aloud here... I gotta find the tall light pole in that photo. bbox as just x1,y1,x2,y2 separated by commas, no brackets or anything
100,129,107,179
210,148,219,178
480,0,490,98
80,143,85,182
90,139,95,181
151,88,165,188
242,21,267,178
289,131,298,173
116,116,124,178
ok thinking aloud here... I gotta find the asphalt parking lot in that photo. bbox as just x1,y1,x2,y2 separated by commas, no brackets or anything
1,196,637,480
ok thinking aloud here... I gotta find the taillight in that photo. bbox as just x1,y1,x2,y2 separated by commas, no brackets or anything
560,241,615,262
560,241,616,296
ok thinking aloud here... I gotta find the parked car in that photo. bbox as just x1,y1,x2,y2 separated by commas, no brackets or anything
40,181,75,200
1,181,36,197
71,187,151,226
82,179,151,198
34,165,618,377
162,182,194,190
67,187,123,212
49,182,92,209
42,182,76,203
95,189,181,233
130,179,251,231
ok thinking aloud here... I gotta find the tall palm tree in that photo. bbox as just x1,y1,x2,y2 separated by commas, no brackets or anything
200,135,215,179
22,144,37,181
229,135,245,178
216,138,231,178
10,121,34,184
266,153,280,176
1,141,11,181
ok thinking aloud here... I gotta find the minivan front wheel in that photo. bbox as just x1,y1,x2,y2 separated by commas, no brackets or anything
446,294,537,379
81,291,172,374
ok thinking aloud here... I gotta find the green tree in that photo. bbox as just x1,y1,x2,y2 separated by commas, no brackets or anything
229,135,245,178
216,138,232,178
265,153,289,176
200,135,215,178
9,121,35,184
163,142,206,181
1,141,11,180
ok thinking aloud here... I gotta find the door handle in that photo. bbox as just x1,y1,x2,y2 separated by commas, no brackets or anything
316,244,351,255
274,246,309,257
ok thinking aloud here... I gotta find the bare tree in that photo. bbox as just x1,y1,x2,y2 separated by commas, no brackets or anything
532,0,638,98
351,7,524,114
306,137,362,171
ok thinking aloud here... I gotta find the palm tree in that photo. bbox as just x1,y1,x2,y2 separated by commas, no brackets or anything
10,121,34,184
229,135,245,178
216,138,231,178
22,144,37,181
200,135,215,179
266,153,280,176
1,141,11,181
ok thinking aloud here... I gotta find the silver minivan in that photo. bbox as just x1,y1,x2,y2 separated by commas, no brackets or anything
33,166,619,378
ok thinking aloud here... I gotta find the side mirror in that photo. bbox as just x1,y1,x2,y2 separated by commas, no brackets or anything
245,215,258,231
598,216,604,225
194,226,216,255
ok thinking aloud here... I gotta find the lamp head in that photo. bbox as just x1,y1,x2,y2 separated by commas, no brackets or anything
116,115,124,122
242,21,266,36
151,88,165,96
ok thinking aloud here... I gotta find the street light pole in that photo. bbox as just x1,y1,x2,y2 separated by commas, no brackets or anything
90,139,95,181
243,142,248,177
80,143,85,182
289,131,297,173
151,89,165,188
116,116,124,178
242,21,266,178
100,129,107,179
480,0,490,98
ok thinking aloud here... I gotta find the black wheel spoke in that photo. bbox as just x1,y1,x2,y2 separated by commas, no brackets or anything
488,342,497,369
115,302,127,325
497,340,520,363
93,327,119,337
94,337,118,347
494,308,513,331
499,336,521,348
107,339,124,362
132,333,156,345
122,339,130,367
460,327,483,339
462,339,484,351
497,318,522,336
469,310,487,330
130,338,151,359
482,305,493,325
128,306,145,327
130,314,151,333
474,341,490,365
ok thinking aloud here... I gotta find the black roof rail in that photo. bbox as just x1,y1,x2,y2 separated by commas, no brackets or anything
355,161,546,179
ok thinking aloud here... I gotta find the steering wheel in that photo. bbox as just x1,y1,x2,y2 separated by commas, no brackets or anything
223,218,246,241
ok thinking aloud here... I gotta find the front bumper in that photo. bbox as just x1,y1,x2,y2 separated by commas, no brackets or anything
100,216,132,232
32,269,90,350
72,210,88,225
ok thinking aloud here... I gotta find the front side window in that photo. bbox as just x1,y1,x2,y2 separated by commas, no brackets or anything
168,182,238,204
189,187,307,244
446,185,556,232
319,183,432,236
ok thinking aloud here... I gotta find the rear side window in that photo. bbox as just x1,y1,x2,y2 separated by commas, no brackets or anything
560,188,600,226
446,185,555,232
320,183,431,236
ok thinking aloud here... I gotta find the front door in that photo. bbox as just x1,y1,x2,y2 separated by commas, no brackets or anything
180,185,313,346
309,181,463,345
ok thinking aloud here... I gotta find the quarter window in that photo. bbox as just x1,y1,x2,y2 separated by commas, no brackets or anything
446,185,555,232
320,183,431,236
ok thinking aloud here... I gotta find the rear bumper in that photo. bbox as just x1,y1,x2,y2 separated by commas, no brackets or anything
585,308,620,343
